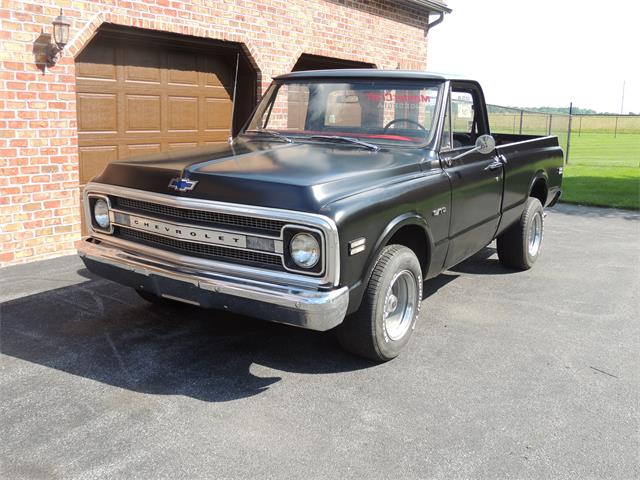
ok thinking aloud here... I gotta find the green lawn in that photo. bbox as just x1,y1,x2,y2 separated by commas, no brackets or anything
561,133,640,210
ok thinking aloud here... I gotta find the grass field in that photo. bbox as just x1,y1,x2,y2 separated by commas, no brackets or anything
489,112,640,210
562,133,639,210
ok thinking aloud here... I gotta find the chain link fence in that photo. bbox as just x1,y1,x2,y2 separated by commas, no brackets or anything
487,105,640,164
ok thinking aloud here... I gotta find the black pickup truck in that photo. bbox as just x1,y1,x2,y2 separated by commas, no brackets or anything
78,70,563,361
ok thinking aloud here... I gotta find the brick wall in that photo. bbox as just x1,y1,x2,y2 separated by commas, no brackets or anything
0,0,435,266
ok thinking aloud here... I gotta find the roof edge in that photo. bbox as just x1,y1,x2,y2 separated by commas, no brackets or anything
275,69,466,82
400,0,452,14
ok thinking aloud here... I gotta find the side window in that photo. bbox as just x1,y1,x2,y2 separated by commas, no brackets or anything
451,91,475,135
450,85,488,145
440,92,452,150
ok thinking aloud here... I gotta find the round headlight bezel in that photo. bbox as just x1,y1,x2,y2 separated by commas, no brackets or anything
289,232,321,269
93,198,111,230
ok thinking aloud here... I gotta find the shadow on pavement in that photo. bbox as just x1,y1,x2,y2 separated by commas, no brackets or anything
422,272,459,299
0,273,373,403
0,248,513,402
448,246,518,275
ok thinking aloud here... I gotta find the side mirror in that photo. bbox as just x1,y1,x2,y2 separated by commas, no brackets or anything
475,134,496,154
448,134,496,162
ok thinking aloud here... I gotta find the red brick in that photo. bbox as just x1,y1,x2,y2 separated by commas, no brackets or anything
21,184,42,193
0,252,16,263
31,175,51,183
22,202,43,212
16,72,37,81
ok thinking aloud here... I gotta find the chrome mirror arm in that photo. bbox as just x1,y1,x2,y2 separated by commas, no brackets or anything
444,134,496,163
449,145,481,162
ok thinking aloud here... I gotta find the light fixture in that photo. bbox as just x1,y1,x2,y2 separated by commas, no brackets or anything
46,9,71,66
290,232,320,268
93,198,110,230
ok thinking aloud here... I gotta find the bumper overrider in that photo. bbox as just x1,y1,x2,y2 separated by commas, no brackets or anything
78,184,348,331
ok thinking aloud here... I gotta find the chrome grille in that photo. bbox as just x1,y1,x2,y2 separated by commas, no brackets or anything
114,197,285,236
118,227,284,269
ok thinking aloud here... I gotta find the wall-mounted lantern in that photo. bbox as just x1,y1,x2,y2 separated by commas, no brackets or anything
46,9,71,66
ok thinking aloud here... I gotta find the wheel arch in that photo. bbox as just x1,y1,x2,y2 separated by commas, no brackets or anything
365,213,433,283
529,171,549,206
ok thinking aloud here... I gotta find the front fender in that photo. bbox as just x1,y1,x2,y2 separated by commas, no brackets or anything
320,168,451,315
368,213,433,274
340,214,431,315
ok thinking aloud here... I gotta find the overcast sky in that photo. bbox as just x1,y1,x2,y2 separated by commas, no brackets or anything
428,0,640,113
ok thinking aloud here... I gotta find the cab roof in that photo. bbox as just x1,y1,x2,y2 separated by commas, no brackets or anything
275,69,468,82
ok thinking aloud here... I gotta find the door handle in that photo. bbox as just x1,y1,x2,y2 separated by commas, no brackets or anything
484,161,502,171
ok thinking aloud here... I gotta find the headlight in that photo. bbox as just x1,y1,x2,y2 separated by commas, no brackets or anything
93,198,110,229
290,232,320,268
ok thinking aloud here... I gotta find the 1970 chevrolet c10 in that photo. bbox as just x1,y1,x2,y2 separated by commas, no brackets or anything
79,70,563,361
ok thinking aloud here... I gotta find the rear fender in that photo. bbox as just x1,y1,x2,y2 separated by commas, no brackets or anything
529,170,549,205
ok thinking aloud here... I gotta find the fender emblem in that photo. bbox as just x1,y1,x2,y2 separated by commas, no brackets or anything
168,177,198,192
432,206,447,216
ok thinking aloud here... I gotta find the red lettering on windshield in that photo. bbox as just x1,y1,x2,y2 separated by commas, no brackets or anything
365,91,429,103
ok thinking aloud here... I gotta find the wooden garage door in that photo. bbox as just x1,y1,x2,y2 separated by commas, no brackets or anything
75,35,234,187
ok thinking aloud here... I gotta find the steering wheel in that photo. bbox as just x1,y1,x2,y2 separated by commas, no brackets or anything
383,118,427,132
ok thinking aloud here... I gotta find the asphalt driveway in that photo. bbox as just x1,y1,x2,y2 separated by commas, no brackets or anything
1,204,638,479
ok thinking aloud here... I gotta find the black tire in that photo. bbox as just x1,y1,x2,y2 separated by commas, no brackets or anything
497,197,544,270
135,288,188,307
337,245,423,362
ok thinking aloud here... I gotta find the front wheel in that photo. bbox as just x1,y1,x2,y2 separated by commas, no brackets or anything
497,197,544,270
337,245,423,362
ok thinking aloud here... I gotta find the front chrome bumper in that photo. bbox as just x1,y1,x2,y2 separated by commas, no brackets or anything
78,237,349,331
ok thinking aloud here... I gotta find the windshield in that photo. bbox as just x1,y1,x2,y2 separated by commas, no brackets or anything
243,79,443,146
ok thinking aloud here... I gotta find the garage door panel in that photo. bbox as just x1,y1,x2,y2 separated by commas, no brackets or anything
168,142,199,151
200,132,230,143
203,57,232,88
201,86,231,100
75,42,117,81
126,143,162,157
168,96,198,131
167,52,199,86
77,93,118,133
126,95,162,132
204,98,232,130
124,47,162,84
79,146,118,184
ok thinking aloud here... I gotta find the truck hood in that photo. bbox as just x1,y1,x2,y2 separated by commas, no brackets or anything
94,140,427,212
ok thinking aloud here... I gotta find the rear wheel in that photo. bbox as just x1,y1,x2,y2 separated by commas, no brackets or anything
497,197,544,270
337,245,422,362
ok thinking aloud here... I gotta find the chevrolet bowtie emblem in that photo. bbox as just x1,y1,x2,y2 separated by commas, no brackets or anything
168,177,198,192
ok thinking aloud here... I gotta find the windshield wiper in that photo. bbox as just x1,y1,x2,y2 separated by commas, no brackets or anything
307,135,380,152
244,129,293,143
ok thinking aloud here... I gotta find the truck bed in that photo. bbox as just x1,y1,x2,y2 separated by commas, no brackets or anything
492,133,564,233
493,133,556,146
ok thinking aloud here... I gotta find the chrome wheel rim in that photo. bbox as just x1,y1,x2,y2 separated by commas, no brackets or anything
528,212,542,257
383,270,417,341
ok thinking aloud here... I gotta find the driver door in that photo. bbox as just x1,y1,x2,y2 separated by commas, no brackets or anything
441,83,503,268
